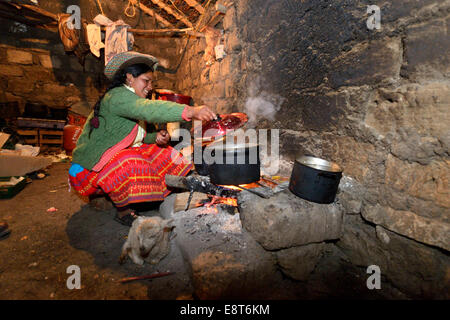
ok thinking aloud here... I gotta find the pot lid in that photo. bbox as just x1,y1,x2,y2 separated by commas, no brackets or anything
296,156,342,172
192,112,248,141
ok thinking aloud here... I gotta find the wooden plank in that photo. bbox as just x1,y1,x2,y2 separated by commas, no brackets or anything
184,0,205,14
39,130,63,135
174,192,209,212
39,139,62,144
17,129,39,135
130,0,175,28
20,4,58,21
148,0,193,28
23,138,39,145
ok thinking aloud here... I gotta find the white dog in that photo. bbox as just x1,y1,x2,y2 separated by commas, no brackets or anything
119,216,175,266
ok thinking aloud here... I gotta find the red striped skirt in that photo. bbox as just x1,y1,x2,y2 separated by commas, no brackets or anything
69,144,192,207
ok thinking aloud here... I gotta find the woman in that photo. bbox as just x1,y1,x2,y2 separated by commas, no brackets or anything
69,51,216,226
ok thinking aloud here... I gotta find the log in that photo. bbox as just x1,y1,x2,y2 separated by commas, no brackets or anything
147,0,193,28
129,0,175,28
165,174,239,199
174,192,209,212
184,0,205,14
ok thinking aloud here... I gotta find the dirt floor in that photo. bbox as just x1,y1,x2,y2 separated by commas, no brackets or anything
0,161,195,300
0,161,396,301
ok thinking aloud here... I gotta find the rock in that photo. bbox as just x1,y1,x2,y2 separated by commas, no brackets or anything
384,155,450,209
7,78,34,94
39,54,61,69
238,189,344,250
328,38,402,88
160,194,277,299
402,19,450,81
361,204,450,251
336,175,365,214
7,49,33,65
190,238,277,299
0,65,23,76
375,225,390,245
276,242,325,281
365,83,450,162
337,215,450,299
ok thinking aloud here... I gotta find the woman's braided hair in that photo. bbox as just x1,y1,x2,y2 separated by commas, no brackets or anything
89,63,153,137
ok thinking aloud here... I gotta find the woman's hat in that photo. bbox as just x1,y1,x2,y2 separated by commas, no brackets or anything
104,51,159,80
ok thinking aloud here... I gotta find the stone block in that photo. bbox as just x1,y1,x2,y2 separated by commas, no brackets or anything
276,243,325,281
328,38,402,88
212,81,225,98
159,194,277,299
223,6,236,30
365,83,450,162
0,65,23,76
208,61,220,82
402,19,450,80
7,49,33,65
337,214,450,299
321,135,383,184
361,203,450,251
336,175,364,215
43,83,67,96
238,189,344,250
225,32,241,52
220,55,235,78
38,54,61,69
385,155,449,208
8,78,34,94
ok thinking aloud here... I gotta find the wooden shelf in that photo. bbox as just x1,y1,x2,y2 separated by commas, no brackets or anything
17,128,63,148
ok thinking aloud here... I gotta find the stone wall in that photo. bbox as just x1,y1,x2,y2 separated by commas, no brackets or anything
173,0,450,298
234,0,449,298
174,2,241,111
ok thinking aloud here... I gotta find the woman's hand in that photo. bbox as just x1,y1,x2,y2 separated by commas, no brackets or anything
156,129,170,146
186,105,217,121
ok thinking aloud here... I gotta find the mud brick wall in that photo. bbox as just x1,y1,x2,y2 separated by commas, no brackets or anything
174,0,450,298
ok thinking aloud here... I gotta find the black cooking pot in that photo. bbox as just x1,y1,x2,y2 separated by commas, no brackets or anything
289,156,343,204
204,142,260,185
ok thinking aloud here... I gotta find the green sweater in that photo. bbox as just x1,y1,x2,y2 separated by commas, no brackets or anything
72,86,186,170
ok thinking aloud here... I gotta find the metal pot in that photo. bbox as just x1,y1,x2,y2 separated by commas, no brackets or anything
289,156,342,204
205,142,260,185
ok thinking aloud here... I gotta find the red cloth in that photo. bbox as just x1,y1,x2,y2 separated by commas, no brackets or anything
69,144,192,207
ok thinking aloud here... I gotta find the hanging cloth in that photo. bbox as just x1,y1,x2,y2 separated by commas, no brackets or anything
93,15,134,65
104,20,134,65
86,24,104,58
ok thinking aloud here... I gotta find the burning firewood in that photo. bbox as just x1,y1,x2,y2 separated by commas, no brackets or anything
166,174,240,211
165,174,239,199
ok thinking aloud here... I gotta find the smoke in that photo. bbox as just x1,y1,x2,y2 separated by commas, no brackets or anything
244,76,285,127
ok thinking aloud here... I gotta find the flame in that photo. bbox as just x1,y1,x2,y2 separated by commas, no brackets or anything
220,197,238,207
195,195,238,209
220,182,260,191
